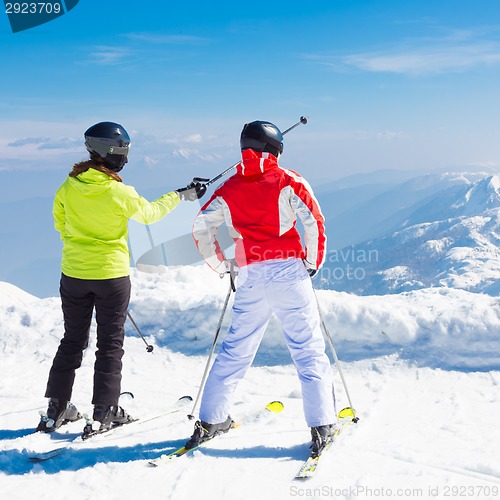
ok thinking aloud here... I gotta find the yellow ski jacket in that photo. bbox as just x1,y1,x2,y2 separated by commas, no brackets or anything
53,168,180,280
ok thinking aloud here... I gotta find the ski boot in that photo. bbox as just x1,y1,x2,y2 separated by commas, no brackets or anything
93,404,133,429
185,416,235,450
36,398,82,433
310,423,337,458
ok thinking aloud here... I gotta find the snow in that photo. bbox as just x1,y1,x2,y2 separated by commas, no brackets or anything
0,281,38,306
1,267,500,500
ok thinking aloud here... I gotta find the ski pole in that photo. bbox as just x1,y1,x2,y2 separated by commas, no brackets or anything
312,288,358,421
127,311,154,353
203,116,308,188
187,270,235,419
282,115,308,134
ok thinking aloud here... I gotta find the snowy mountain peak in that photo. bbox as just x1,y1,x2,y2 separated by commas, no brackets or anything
318,171,500,296
452,174,500,215
490,174,500,191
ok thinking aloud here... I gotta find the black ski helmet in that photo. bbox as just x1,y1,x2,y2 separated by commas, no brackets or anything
84,121,131,172
240,120,284,157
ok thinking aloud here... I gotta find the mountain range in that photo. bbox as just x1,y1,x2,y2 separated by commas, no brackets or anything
316,172,500,296
0,168,498,298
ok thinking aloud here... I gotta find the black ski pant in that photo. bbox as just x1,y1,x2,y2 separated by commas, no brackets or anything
45,274,131,406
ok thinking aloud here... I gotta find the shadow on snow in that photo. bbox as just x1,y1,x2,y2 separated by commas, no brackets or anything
0,439,306,476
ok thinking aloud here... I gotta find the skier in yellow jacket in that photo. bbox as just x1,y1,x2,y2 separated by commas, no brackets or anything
37,121,206,434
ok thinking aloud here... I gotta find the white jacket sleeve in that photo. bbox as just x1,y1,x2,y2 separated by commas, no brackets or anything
192,195,228,273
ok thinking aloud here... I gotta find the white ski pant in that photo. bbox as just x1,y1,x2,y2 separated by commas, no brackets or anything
199,258,336,428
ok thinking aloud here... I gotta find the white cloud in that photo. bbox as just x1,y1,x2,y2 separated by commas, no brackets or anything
172,147,193,160
184,134,202,143
143,156,159,167
376,130,405,141
87,46,133,65
307,30,500,76
39,138,82,150
8,137,49,147
84,34,211,68
7,136,80,150
341,43,500,75
126,33,211,45
170,146,224,163
159,133,203,146
200,153,223,161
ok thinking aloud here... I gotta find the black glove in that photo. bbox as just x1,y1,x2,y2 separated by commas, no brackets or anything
176,181,207,201
302,259,318,278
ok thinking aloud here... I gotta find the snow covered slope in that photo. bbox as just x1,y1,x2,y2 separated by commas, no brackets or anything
0,270,499,500
0,281,38,306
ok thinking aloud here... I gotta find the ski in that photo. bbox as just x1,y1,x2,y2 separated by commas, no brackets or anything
28,395,193,462
27,412,139,462
28,446,71,462
294,407,358,480
148,400,284,467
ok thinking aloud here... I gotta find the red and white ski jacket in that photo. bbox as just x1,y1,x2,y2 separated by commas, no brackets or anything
192,149,326,273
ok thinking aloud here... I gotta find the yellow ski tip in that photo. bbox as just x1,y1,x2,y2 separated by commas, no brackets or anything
338,407,357,419
265,401,285,414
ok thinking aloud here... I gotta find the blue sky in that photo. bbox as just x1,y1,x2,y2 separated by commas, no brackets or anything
2,0,500,196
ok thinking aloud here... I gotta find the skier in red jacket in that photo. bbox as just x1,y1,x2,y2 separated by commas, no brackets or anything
186,120,337,456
